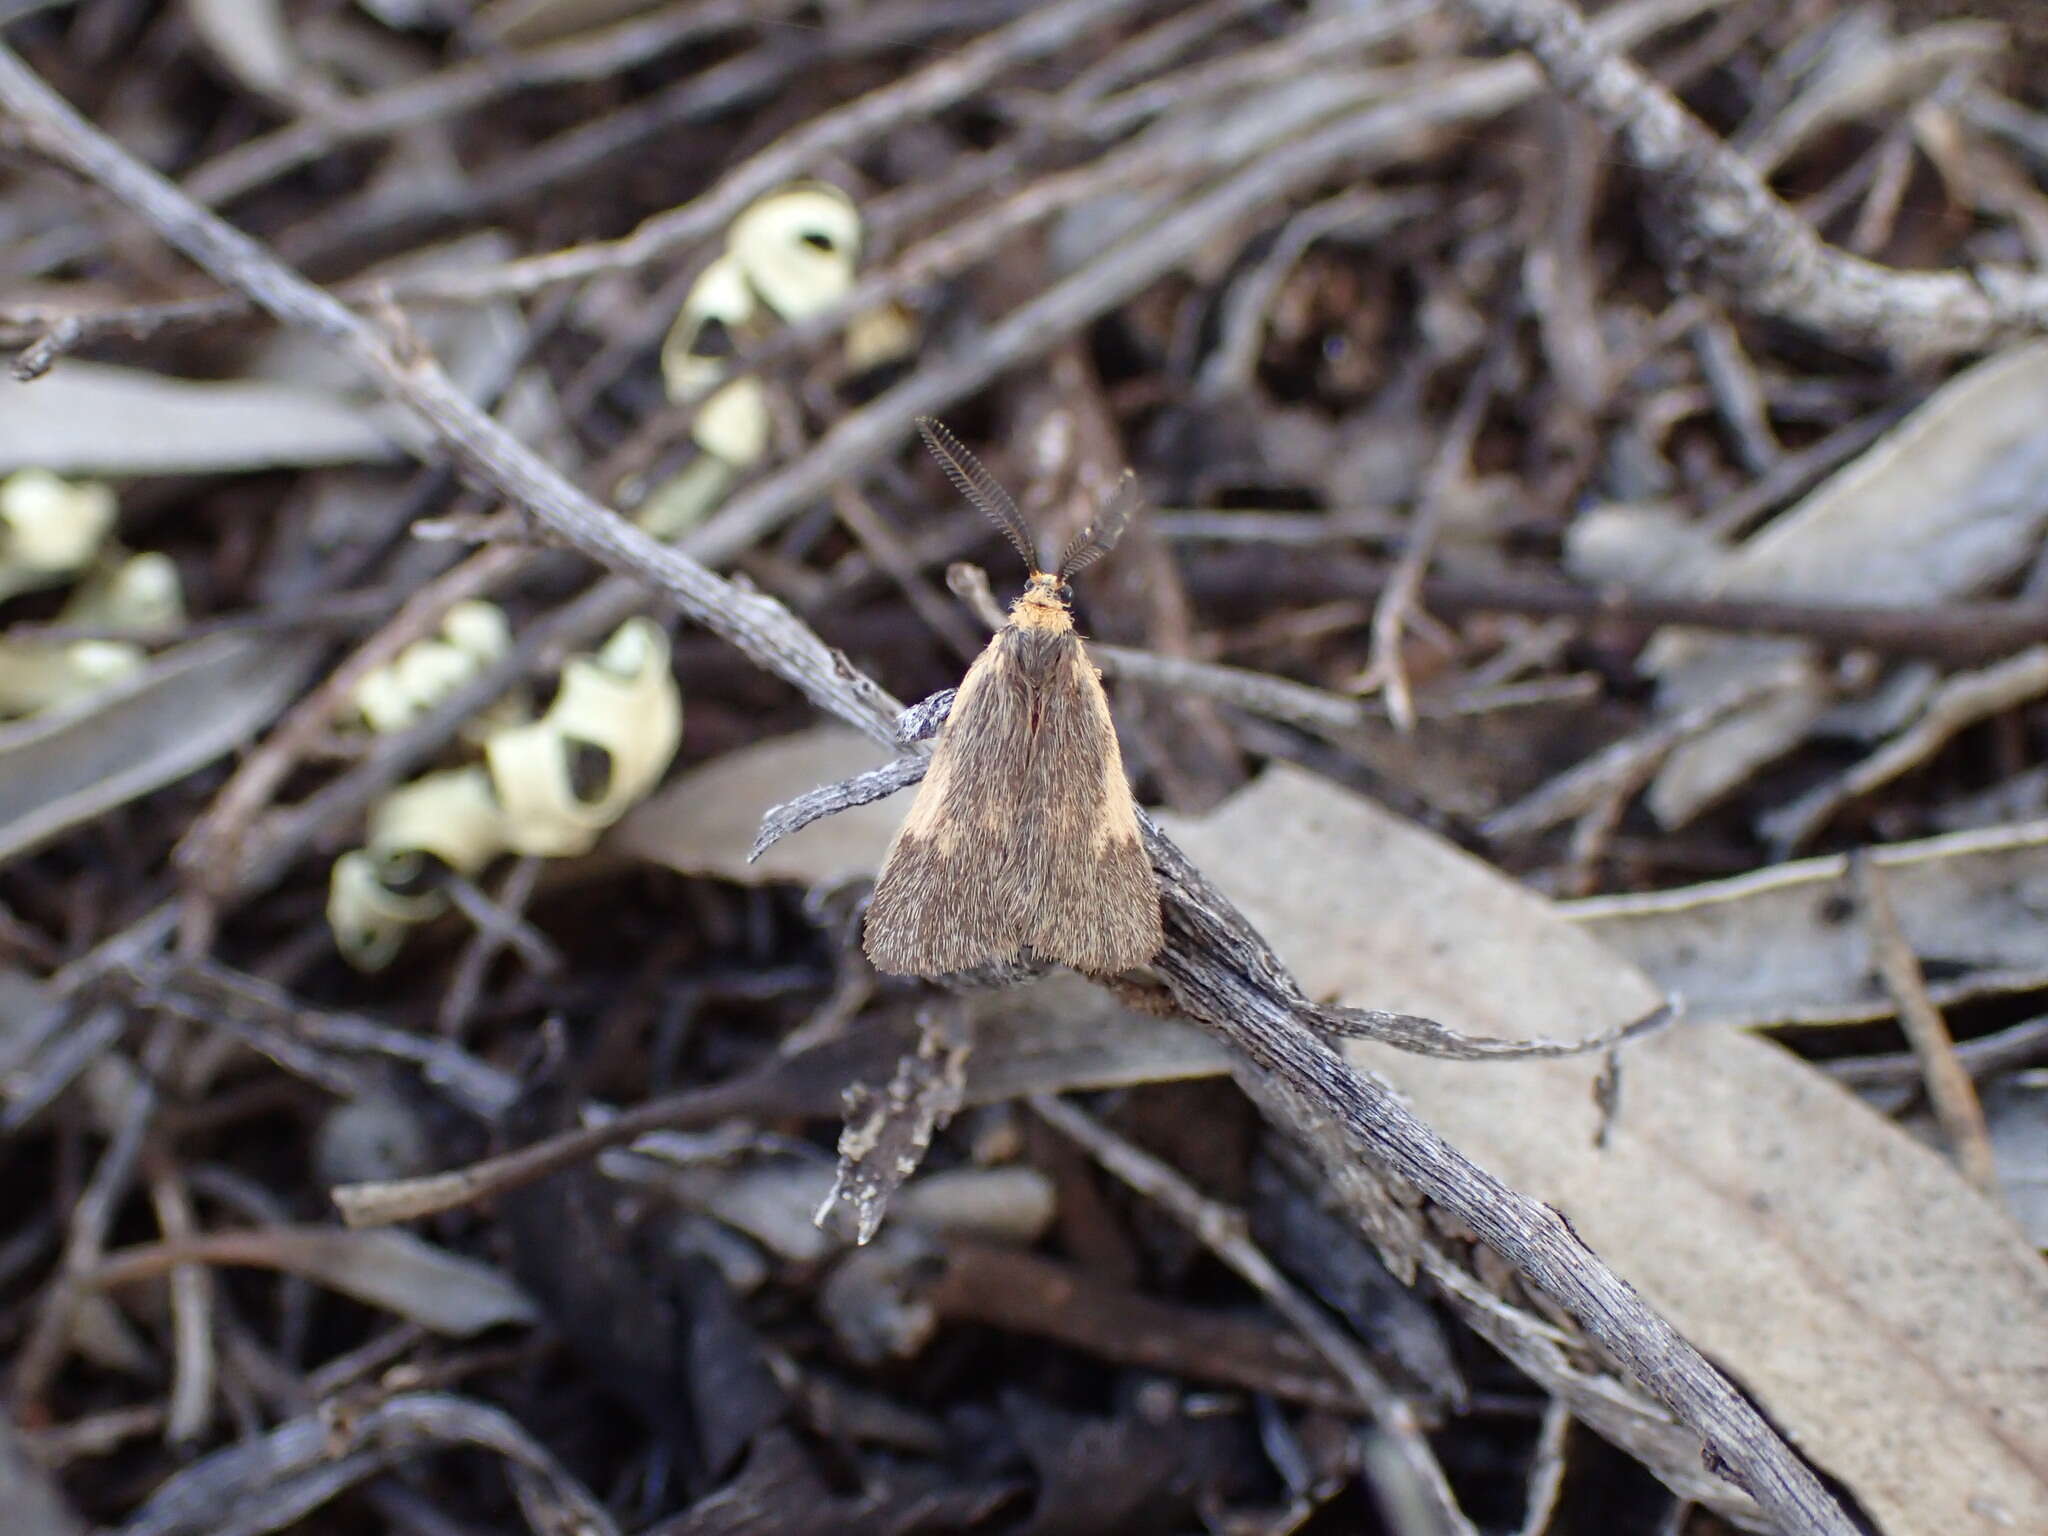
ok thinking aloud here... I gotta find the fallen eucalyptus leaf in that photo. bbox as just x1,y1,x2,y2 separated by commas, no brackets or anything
610,725,896,886
0,635,315,868
0,362,401,476
253,231,529,411
1642,341,2048,826
0,1409,84,1536
1561,814,2048,1029
185,0,302,103
0,640,145,719
1163,766,2048,1536
135,1226,536,1336
116,1390,608,1536
1982,1077,2048,1249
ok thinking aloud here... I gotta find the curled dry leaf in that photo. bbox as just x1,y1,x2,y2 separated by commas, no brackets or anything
654,184,864,498
0,470,116,598
724,182,862,323
331,618,681,967
369,767,509,877
1162,765,2048,1536
328,767,509,970
487,616,682,855
351,600,512,734
661,254,770,469
0,550,186,719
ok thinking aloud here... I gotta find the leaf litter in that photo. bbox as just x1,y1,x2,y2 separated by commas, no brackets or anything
4,2,2048,1534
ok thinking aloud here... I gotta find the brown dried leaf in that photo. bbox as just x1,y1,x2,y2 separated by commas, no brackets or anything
1163,765,2048,1536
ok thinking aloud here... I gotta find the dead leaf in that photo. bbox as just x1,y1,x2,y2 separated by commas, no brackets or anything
252,231,528,409
0,636,317,868
1641,341,2048,825
1561,814,2048,1029
112,1227,536,1337
1163,765,2048,1536
0,1409,83,1536
610,725,896,885
0,363,401,476
1983,1078,2048,1249
185,0,302,103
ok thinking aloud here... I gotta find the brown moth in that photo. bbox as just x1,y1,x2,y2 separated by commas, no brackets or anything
863,419,1164,979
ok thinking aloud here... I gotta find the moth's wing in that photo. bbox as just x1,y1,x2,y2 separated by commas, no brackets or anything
863,638,1037,975
1018,638,1163,975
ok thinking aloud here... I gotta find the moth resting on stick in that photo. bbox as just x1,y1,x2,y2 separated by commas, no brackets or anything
861,419,1164,979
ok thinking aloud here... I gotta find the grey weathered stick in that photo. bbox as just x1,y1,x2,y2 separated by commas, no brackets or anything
0,45,1855,1536
0,48,901,752
1446,0,2048,360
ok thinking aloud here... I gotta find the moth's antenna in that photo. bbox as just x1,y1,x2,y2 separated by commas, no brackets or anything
916,417,1035,573
1057,470,1140,579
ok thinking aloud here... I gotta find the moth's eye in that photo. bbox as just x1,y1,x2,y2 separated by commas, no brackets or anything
1057,583,1074,603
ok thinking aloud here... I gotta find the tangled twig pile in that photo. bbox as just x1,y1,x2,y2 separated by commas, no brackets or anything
3,1,2046,1532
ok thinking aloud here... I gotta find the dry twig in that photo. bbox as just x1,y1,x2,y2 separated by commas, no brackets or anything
0,39,1859,1536
1849,853,2001,1196
1447,0,2048,360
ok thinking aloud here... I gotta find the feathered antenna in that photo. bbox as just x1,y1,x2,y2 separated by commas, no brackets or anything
1056,471,1140,579
916,417,1035,573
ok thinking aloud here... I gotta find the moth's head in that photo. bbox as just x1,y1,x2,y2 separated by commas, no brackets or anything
1015,569,1073,614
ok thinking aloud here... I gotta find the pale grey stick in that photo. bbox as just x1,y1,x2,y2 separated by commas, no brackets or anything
0,44,1854,1536
1447,0,2048,360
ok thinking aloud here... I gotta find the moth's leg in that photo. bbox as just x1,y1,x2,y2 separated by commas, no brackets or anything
894,688,957,745
751,754,928,862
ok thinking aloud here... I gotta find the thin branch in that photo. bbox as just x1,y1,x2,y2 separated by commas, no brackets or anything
0,43,1857,1536
1184,556,2048,668
1447,0,2048,360
1366,325,1507,732
180,0,771,207
1848,854,2001,1196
